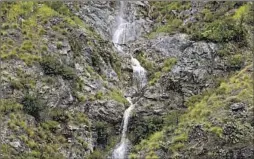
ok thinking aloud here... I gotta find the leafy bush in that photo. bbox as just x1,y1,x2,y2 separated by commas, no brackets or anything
227,54,244,68
149,72,161,86
209,126,223,137
130,116,164,144
108,89,128,105
194,18,244,42
68,34,82,57
164,110,183,127
10,79,24,90
56,41,63,49
162,58,177,72
129,153,138,159
87,150,104,159
233,4,250,21
75,113,89,125
95,121,109,146
201,9,214,22
49,108,70,123
41,120,59,131
40,56,62,74
170,142,185,151
1,23,10,29
172,133,188,142
95,91,103,100
61,66,77,80
40,56,76,80
136,52,156,73
21,40,34,52
21,94,43,120
0,99,23,113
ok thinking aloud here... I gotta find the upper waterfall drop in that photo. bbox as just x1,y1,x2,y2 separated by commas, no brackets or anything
112,1,128,53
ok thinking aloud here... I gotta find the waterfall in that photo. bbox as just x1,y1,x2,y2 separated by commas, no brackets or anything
112,1,128,53
112,1,147,159
131,55,147,90
112,98,134,159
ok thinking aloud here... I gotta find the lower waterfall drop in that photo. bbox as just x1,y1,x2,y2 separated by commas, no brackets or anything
112,98,134,159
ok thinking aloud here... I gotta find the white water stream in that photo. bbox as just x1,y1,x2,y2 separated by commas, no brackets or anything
112,1,128,53
112,1,147,159
112,98,134,159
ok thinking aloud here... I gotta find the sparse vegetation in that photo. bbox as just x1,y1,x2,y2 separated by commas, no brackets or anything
0,99,23,113
108,89,128,105
162,58,177,72
149,72,161,86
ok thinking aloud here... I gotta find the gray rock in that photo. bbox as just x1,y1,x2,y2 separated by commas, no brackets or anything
85,100,125,124
230,103,245,112
9,141,21,148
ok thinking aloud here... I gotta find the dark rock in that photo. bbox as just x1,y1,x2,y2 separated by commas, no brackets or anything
230,103,245,112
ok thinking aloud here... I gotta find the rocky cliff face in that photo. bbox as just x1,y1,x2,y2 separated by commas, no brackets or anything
0,1,253,159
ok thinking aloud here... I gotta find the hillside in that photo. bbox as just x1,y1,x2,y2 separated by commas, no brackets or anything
0,1,253,159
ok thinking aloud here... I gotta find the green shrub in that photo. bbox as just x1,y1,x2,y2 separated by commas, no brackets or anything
40,56,76,80
41,45,48,51
50,108,70,123
41,120,59,131
158,19,182,33
130,116,164,144
201,9,214,22
27,140,37,149
209,126,223,137
61,66,76,80
21,94,43,120
185,94,204,107
162,58,177,72
95,121,109,146
68,34,82,57
196,18,243,42
149,72,161,85
21,40,33,52
136,52,156,73
0,30,8,36
129,153,138,159
1,23,10,29
10,79,24,90
0,99,23,113
95,91,103,100
172,133,188,142
87,150,104,159
75,113,89,125
108,89,128,104
7,39,14,45
170,142,185,151
164,110,183,127
233,4,250,21
56,41,63,49
227,54,244,68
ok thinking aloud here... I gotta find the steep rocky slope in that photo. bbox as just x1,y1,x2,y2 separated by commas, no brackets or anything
0,2,127,158
0,1,253,159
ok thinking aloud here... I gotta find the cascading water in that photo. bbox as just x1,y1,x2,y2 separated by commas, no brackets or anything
130,55,147,90
112,1,147,159
112,98,134,159
112,1,128,53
